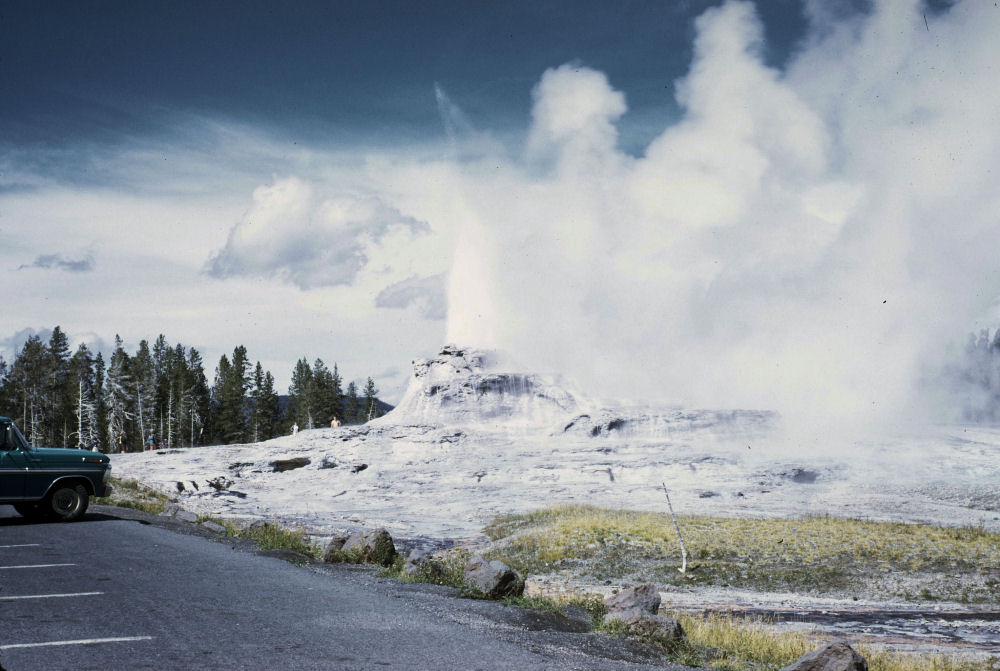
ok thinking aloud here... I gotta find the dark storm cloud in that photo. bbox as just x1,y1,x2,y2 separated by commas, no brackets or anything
17,253,95,273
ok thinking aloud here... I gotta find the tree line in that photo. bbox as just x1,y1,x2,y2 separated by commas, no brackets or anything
0,326,384,451
948,327,1000,422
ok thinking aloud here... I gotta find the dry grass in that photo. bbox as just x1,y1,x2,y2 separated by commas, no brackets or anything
484,505,1000,599
664,611,996,671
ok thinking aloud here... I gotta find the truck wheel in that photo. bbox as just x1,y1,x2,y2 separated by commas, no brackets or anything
46,484,90,522
13,502,48,521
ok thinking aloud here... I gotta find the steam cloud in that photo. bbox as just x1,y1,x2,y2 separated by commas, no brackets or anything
443,0,1000,440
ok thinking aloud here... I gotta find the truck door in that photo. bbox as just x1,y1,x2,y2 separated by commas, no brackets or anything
0,423,26,499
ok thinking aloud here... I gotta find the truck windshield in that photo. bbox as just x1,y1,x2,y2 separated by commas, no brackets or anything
8,422,29,450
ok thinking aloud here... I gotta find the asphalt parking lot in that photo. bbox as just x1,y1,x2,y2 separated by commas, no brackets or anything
0,505,693,671
0,519,153,669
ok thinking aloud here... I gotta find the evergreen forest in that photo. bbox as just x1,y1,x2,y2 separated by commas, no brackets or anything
0,327,385,452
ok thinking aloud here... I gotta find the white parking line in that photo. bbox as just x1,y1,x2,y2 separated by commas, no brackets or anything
0,591,104,601
0,563,75,570
0,544,41,549
0,636,154,651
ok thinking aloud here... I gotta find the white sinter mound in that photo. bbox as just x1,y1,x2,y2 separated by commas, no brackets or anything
112,345,1000,541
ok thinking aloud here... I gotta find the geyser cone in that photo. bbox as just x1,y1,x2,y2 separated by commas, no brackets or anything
371,344,587,430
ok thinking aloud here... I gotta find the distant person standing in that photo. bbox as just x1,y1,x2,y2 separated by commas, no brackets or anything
148,434,157,451
292,422,299,435
330,416,341,428
91,438,99,452
118,433,126,453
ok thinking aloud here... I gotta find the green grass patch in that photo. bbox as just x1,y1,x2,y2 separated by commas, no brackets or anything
106,477,173,515
233,520,321,559
192,516,321,560
380,548,474,591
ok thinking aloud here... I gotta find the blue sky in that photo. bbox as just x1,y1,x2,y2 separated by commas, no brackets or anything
3,0,997,429
1,1,810,155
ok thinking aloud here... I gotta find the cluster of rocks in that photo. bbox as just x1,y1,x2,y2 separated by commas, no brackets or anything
601,584,868,670
322,528,525,599
323,528,398,567
154,504,869,670
602,584,684,647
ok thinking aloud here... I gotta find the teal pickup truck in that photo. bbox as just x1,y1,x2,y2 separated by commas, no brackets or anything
0,416,113,521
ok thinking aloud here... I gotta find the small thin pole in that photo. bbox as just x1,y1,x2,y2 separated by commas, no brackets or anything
662,482,688,574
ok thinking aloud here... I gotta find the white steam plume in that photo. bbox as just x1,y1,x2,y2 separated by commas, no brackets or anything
444,0,1000,442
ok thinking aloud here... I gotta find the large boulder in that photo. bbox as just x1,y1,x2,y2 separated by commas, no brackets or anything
603,610,685,647
604,583,661,617
779,641,868,671
463,554,524,599
322,535,349,563
270,457,310,472
338,528,397,567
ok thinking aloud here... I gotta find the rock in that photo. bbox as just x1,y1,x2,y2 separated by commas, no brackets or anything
175,481,185,493
160,502,180,516
200,520,227,534
175,509,199,523
319,457,338,469
463,554,524,599
402,549,429,575
322,536,349,563
786,468,819,484
604,583,661,616
207,476,232,491
270,457,311,472
341,528,397,567
779,641,868,671
351,463,368,473
401,549,447,580
603,611,685,646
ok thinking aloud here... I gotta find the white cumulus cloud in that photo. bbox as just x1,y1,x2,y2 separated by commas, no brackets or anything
206,176,431,289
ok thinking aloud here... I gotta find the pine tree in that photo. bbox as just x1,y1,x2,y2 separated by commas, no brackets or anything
330,364,344,424
344,381,360,424
152,334,172,446
10,335,53,445
105,336,133,452
48,326,72,447
0,356,10,417
131,340,156,449
249,362,281,441
308,359,341,427
184,348,210,446
68,344,97,449
287,358,314,430
93,352,107,451
363,377,380,422
212,346,250,444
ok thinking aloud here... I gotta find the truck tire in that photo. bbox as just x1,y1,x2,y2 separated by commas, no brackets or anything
45,483,90,522
13,502,48,521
